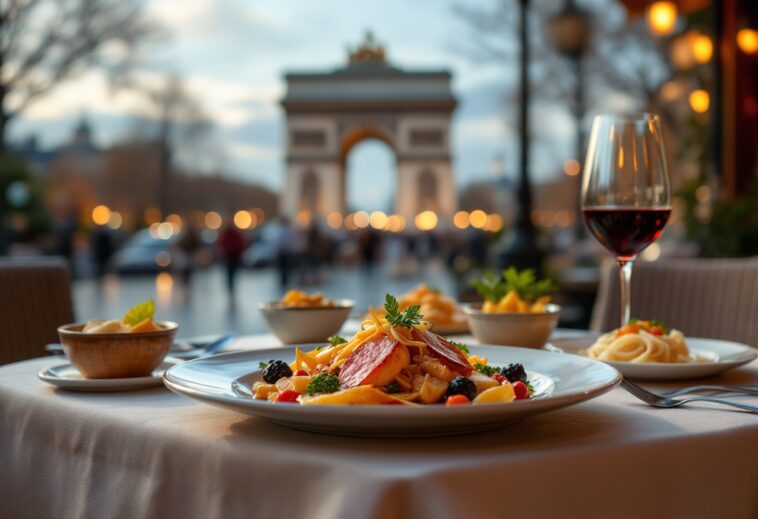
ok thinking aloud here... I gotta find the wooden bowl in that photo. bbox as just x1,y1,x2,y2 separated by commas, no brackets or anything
57,321,178,379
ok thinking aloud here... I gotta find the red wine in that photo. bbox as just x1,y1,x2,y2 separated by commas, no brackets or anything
582,207,670,259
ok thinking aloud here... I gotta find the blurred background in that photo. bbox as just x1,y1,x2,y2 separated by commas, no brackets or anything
1,0,756,336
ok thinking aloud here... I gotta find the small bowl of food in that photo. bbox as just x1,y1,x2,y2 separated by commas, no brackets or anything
464,268,561,348
58,299,177,379
260,290,353,344
369,283,469,335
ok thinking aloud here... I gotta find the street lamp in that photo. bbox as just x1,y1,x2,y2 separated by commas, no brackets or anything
496,0,544,272
547,0,590,239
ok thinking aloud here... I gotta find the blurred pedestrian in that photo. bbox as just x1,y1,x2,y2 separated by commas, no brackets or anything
91,225,113,279
274,218,295,287
53,207,78,277
176,224,202,289
359,228,381,274
218,222,246,297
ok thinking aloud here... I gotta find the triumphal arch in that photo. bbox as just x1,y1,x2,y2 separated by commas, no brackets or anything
280,33,458,223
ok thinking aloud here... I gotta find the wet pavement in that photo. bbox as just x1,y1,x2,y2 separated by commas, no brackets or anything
73,263,457,338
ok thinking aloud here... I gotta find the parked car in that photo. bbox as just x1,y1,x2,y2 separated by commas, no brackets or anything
112,229,176,275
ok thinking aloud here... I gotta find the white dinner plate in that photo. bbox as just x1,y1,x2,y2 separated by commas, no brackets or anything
38,360,177,392
163,345,621,437
550,336,758,381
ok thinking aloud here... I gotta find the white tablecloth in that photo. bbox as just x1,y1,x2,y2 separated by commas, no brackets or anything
1,334,757,519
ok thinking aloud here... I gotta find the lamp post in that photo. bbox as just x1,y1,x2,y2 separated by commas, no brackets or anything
497,0,544,272
547,0,590,240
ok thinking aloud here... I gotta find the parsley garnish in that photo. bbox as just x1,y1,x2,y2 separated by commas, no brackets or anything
450,341,470,354
328,335,347,346
471,267,557,303
384,383,401,394
258,360,274,369
525,381,535,395
474,363,499,376
384,293,423,328
305,373,340,395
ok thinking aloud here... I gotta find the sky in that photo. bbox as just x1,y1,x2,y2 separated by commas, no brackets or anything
9,0,586,210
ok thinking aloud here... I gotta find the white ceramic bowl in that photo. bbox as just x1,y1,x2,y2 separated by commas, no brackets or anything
464,304,561,348
259,300,354,344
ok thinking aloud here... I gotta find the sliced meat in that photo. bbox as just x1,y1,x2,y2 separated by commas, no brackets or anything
338,336,410,388
412,329,472,376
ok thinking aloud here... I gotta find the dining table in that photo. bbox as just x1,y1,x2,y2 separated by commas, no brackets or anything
1,330,757,519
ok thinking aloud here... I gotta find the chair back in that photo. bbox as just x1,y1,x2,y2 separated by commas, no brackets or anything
0,258,75,364
591,258,758,346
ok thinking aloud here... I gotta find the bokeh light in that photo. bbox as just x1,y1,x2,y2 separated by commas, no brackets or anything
691,33,713,63
205,211,222,230
234,210,252,229
563,159,581,176
469,209,487,229
737,29,758,54
353,211,369,229
107,211,123,230
646,1,677,37
369,211,388,230
453,210,470,229
326,211,343,229
91,205,111,225
415,211,438,231
689,89,710,113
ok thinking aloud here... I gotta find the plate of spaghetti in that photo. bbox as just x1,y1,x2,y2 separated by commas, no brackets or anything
164,293,620,436
551,320,757,380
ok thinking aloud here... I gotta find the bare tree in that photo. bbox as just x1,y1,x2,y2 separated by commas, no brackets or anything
130,75,216,215
0,0,156,149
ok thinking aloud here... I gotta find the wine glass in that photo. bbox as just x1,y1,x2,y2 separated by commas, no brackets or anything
581,113,671,326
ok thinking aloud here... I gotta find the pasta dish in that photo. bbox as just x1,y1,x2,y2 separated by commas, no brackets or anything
252,294,533,406
584,320,691,364
372,284,467,331
279,290,335,308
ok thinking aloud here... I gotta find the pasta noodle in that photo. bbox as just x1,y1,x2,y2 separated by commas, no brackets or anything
280,290,334,308
585,328,691,363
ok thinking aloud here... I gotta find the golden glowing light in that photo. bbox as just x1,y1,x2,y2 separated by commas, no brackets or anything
453,210,470,229
344,213,357,231
415,210,438,231
737,29,758,54
386,214,406,232
353,211,370,229
234,210,253,229
660,80,683,102
155,272,173,304
166,213,182,233
691,33,713,63
485,214,504,232
641,242,662,262
695,185,711,203
144,207,161,225
91,205,111,226
689,89,710,113
107,211,123,230
326,211,343,229
369,211,388,230
205,211,222,230
646,1,677,37
563,159,581,176
148,223,161,239
469,209,487,229
296,210,312,228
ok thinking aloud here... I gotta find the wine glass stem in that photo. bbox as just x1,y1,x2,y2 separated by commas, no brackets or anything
618,259,634,325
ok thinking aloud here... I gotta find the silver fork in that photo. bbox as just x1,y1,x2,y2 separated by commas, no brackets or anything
621,380,758,413
663,385,758,398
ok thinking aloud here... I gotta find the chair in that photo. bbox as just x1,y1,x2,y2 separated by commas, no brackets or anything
591,257,758,346
0,258,75,364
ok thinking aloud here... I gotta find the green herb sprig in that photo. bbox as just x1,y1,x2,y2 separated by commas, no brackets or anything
474,363,500,377
471,268,557,303
305,373,340,395
328,335,347,346
123,299,155,325
384,293,423,328
449,341,470,354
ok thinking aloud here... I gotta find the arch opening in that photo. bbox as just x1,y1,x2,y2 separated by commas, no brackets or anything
345,139,396,214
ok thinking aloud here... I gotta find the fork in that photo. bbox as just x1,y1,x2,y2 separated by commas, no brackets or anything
662,385,758,398
621,380,758,413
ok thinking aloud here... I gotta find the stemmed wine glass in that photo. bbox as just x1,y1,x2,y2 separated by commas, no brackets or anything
581,113,672,326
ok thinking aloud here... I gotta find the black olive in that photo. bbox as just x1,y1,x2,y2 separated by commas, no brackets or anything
262,360,292,384
500,363,527,383
445,376,477,401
